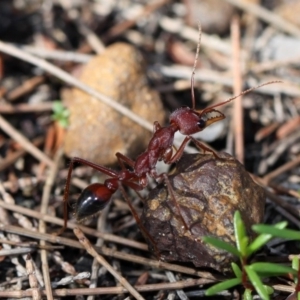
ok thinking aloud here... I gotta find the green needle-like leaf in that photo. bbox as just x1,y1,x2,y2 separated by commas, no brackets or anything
292,257,299,283
250,262,296,276
234,211,247,256
243,288,253,300
231,262,242,279
252,225,300,240
202,237,240,257
205,278,242,296
265,286,274,295
241,236,249,255
245,266,269,300
292,257,299,271
248,221,287,256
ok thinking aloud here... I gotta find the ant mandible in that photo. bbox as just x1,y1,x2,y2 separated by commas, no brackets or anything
59,26,278,240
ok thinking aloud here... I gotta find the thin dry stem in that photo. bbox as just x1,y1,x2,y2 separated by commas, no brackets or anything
0,102,53,114
231,16,244,163
251,55,300,74
0,247,33,256
87,204,110,300
6,75,45,101
0,223,216,279
0,115,54,167
77,22,105,54
263,154,300,184
73,227,145,300
224,0,300,37
0,41,153,132
25,254,41,300
165,271,188,300
106,0,169,40
38,149,63,300
0,277,214,298
253,176,300,226
0,137,44,172
0,200,148,251
7,44,92,62
160,17,233,55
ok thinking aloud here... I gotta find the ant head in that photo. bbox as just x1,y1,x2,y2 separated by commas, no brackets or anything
170,106,225,135
171,80,281,136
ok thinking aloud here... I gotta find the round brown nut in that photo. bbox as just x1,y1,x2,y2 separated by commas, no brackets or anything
64,43,165,165
141,152,265,272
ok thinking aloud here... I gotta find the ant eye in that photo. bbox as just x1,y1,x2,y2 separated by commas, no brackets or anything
197,119,206,128
197,119,206,129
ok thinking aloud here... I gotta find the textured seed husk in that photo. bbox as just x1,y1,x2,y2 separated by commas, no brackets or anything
141,152,265,272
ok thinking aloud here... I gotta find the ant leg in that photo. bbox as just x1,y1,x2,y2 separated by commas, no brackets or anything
118,183,161,258
152,169,190,232
57,157,120,235
161,173,190,232
189,136,220,158
71,157,120,176
134,189,146,204
115,152,135,170
166,135,219,163
165,136,191,164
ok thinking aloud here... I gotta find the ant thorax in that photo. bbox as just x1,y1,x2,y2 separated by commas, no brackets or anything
134,125,177,176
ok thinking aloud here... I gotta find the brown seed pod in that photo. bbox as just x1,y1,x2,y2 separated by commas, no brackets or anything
64,43,165,166
141,152,265,272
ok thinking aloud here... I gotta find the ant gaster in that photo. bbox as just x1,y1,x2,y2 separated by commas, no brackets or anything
59,26,279,239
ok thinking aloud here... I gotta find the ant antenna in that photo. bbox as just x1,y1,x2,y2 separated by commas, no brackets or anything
191,22,202,110
199,80,282,115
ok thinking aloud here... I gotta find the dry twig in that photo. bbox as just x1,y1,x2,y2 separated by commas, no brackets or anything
0,41,153,131
73,227,145,300
231,15,244,163
0,115,53,167
0,223,216,279
224,0,300,37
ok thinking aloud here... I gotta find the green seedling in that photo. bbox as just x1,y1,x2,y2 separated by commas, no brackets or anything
204,211,296,300
253,224,300,300
51,101,69,128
